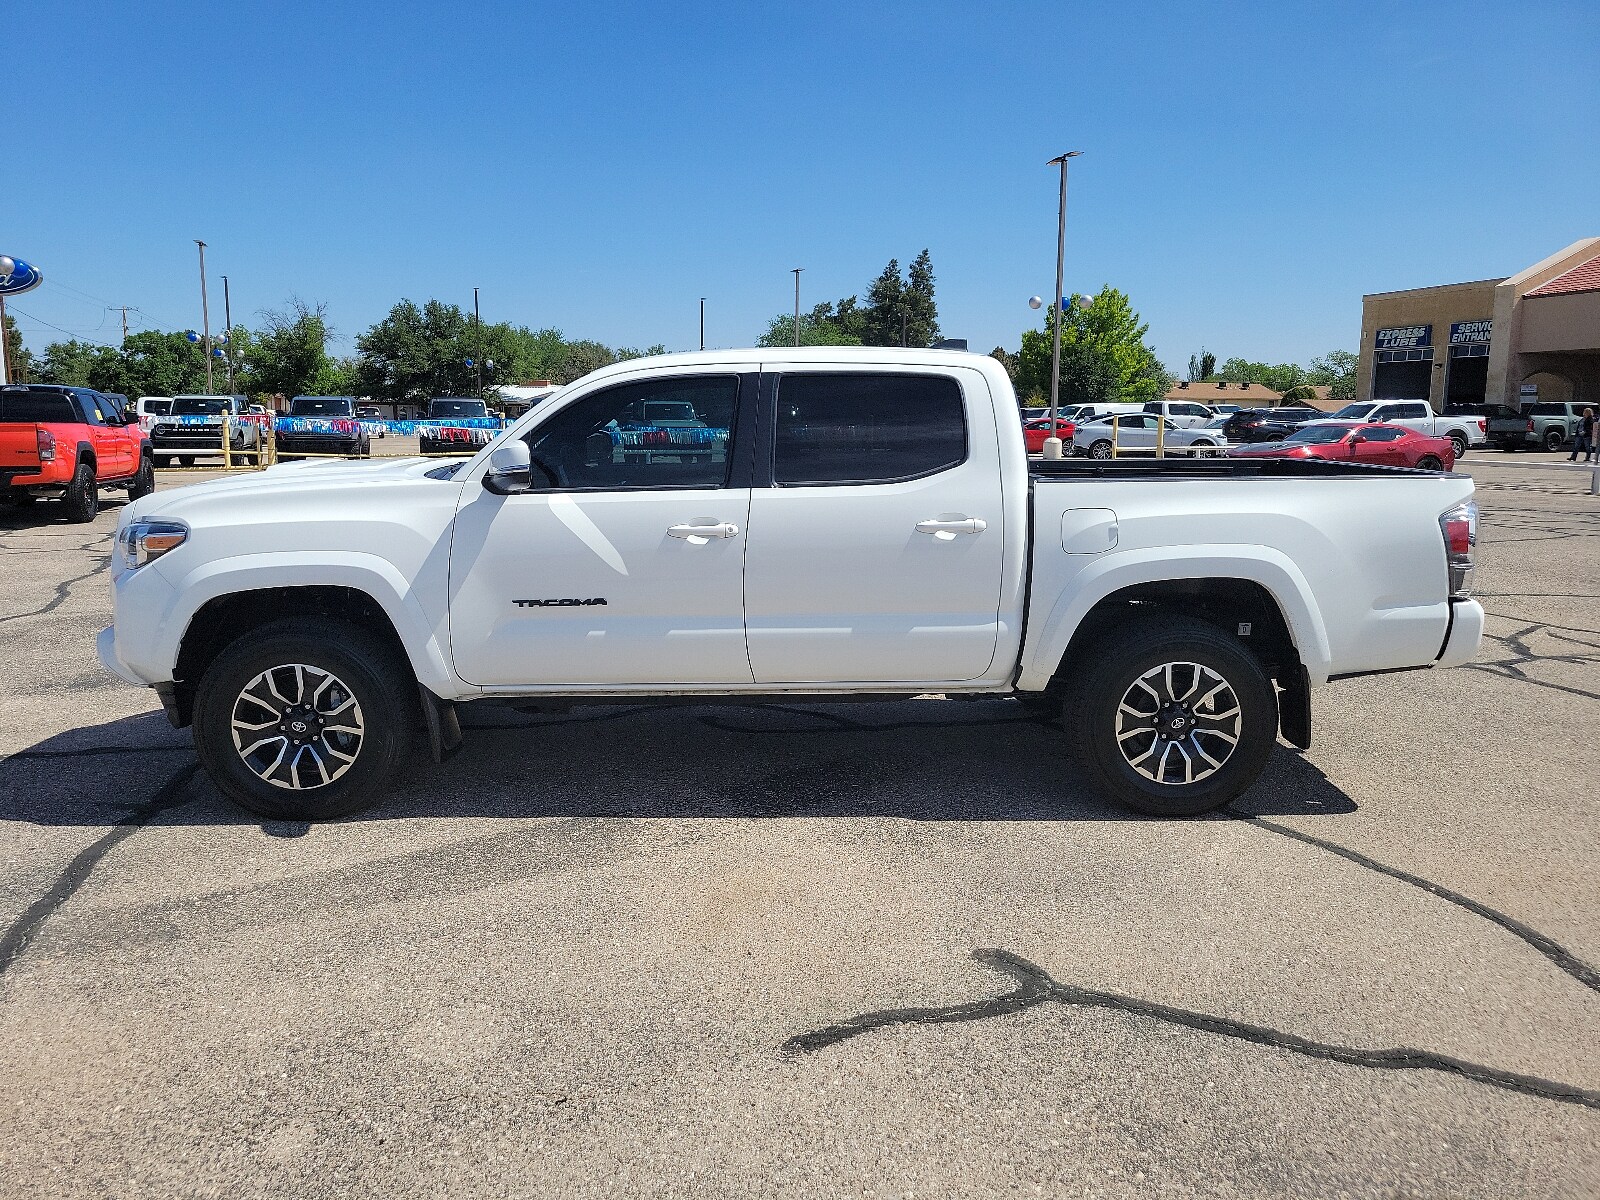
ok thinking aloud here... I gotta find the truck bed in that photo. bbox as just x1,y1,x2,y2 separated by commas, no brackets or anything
1029,456,1460,481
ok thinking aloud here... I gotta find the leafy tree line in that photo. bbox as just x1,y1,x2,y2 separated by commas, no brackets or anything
1187,347,1358,401
757,250,940,348
14,298,666,405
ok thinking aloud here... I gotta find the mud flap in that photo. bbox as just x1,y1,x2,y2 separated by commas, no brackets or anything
1277,665,1312,750
418,685,463,763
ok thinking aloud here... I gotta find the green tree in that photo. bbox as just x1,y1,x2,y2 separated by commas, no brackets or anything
1187,349,1216,382
356,299,478,403
756,308,865,348
3,313,34,383
116,330,216,396
552,340,616,384
249,299,338,400
35,340,109,387
1308,349,1358,400
861,258,906,346
1016,287,1170,407
989,346,1019,382
903,249,940,348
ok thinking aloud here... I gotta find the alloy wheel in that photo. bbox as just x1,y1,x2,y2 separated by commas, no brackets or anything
230,663,365,790
1115,661,1241,785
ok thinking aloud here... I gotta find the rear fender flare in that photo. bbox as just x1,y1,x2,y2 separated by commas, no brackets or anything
1016,545,1332,691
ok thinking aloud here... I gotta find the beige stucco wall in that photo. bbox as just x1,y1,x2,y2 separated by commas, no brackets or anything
1358,280,1498,408
1488,238,1600,405
1520,291,1600,354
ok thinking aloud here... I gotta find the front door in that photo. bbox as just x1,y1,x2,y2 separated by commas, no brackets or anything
448,372,755,687
742,366,1007,685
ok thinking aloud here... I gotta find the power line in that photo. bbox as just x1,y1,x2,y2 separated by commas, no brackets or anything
6,306,122,350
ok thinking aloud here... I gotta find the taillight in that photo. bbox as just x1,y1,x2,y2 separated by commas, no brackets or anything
36,428,55,462
1477,419,1486,433
1526,419,1535,432
1439,500,1478,599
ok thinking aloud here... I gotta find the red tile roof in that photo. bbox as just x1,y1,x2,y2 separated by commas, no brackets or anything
1526,254,1600,297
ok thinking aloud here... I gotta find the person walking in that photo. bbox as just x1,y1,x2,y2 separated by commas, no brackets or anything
1572,407,1597,463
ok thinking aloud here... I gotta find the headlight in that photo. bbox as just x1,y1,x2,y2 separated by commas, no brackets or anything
120,520,188,569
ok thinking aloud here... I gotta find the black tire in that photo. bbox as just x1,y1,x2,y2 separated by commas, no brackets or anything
63,462,99,523
127,456,156,499
1448,433,1468,461
1417,455,1443,471
178,455,195,467
1089,440,1113,460
1061,616,1278,817
193,617,418,821
1544,429,1565,452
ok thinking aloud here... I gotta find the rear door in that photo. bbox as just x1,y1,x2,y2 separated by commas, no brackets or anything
742,365,1007,684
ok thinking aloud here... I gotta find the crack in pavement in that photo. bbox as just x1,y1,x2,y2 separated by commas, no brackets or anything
1226,810,1600,995
0,761,201,981
783,949,1600,1110
0,554,112,625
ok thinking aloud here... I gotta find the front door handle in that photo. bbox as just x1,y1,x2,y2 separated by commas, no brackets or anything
667,521,740,542
915,517,987,538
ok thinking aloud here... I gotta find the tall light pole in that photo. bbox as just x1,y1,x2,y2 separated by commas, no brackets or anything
792,268,802,348
1042,152,1082,460
221,275,235,390
473,287,483,398
700,297,706,352
196,240,214,393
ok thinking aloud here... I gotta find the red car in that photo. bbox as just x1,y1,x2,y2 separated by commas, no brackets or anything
1227,421,1455,470
1022,417,1076,453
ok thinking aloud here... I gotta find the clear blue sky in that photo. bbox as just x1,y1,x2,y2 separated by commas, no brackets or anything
9,0,1598,373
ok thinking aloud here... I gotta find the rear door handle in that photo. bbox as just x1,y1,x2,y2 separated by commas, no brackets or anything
915,517,987,538
667,521,740,542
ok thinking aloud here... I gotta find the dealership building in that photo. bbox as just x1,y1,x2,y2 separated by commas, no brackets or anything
1358,237,1600,411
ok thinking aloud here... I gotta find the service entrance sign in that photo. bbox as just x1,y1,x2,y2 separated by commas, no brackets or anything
1450,320,1493,346
1375,325,1432,350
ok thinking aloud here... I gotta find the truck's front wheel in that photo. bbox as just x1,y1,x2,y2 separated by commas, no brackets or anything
1062,617,1277,817
193,618,416,821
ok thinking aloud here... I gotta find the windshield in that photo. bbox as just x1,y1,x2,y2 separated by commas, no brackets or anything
290,396,356,416
172,398,228,415
142,399,172,415
430,400,487,418
1284,425,1351,445
1331,404,1374,419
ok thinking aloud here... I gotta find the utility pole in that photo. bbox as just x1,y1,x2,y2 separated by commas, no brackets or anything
196,240,214,393
1042,152,1082,461
792,268,802,348
901,307,908,348
221,276,235,389
119,306,129,345
0,294,9,384
700,297,705,352
473,287,483,399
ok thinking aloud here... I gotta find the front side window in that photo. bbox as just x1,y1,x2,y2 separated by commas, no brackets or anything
1286,425,1350,445
773,373,966,486
1363,427,1405,442
523,375,737,491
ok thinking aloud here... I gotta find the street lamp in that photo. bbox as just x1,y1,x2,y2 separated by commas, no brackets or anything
792,268,803,348
1042,151,1082,460
195,240,214,393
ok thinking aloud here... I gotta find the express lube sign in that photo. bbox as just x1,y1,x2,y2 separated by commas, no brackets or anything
1375,325,1432,350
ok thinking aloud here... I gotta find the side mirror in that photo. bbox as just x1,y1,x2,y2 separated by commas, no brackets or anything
1349,433,1366,445
482,440,532,495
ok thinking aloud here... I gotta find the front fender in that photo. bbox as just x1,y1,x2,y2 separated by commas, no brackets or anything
1015,545,1333,691
145,552,463,697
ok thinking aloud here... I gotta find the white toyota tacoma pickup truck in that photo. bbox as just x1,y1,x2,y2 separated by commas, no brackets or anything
100,349,1484,822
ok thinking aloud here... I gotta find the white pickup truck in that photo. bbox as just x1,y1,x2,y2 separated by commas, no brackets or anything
1326,400,1487,458
100,349,1484,822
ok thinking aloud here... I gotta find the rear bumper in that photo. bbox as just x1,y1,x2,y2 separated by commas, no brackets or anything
1436,599,1485,668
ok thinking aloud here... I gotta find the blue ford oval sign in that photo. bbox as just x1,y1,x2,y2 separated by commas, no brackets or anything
0,256,43,296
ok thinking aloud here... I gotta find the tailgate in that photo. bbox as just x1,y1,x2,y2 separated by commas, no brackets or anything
0,424,42,472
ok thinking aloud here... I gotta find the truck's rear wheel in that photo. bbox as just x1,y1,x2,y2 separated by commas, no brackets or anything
1447,433,1468,460
193,617,416,821
1061,617,1277,817
63,463,99,523
127,456,155,499
1544,428,1565,452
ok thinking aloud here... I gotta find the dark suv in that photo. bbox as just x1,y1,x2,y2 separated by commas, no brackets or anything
419,397,494,455
275,396,370,459
1221,406,1322,444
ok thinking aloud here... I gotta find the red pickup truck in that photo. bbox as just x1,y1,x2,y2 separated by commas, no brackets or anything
0,385,155,522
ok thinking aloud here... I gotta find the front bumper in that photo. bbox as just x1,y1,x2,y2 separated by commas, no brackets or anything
1436,600,1485,668
276,434,363,455
97,624,146,686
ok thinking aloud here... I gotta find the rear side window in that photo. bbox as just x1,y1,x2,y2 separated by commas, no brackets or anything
1528,404,1566,416
774,373,966,485
0,390,78,423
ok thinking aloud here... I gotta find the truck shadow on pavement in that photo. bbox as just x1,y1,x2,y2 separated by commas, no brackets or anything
0,700,1354,830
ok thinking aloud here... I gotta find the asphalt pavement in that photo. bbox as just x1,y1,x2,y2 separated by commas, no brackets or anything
0,451,1596,1199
